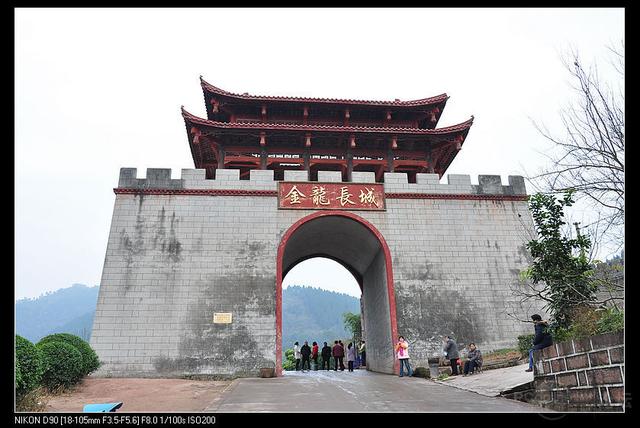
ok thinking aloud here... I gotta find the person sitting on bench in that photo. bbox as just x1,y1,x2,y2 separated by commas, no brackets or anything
463,343,483,376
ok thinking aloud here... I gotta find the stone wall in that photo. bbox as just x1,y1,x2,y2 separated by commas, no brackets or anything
91,168,543,377
533,330,625,411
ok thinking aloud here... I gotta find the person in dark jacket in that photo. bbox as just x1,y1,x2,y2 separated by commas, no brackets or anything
300,341,312,372
443,336,460,375
332,340,345,371
526,314,553,372
321,342,332,370
463,343,483,375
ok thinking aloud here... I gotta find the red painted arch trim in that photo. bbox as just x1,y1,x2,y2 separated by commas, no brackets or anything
275,211,399,376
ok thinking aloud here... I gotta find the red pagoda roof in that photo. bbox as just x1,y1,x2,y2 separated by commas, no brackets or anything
200,77,450,108
182,107,473,135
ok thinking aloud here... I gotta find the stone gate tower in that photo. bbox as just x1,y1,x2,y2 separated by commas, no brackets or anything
91,79,541,377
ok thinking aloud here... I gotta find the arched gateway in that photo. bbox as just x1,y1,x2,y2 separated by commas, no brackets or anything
91,80,543,378
277,211,399,375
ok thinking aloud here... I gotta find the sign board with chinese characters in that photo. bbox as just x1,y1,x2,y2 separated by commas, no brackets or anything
213,312,233,324
278,182,385,211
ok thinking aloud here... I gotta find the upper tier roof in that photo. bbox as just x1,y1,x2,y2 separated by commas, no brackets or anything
200,77,450,108
182,107,474,135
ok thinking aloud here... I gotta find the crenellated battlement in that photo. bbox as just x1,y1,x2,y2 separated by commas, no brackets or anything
116,168,527,195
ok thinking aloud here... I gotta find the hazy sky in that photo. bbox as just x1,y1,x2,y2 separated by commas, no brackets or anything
15,8,624,299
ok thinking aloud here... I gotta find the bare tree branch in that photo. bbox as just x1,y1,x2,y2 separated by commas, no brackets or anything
527,44,624,258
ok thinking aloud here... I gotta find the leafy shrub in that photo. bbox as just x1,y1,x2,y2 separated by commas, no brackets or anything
15,360,24,394
38,333,100,376
282,349,296,371
412,366,430,378
517,334,535,358
37,341,84,390
566,306,600,339
436,373,449,381
550,325,572,343
598,307,624,333
548,306,623,343
596,307,624,334
15,335,44,398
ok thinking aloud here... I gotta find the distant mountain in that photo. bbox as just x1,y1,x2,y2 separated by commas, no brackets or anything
46,310,96,342
15,284,99,343
282,285,360,354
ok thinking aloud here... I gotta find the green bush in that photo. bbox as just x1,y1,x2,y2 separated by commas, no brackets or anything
412,366,430,378
547,306,623,343
282,349,296,371
15,360,24,394
37,341,84,390
550,325,571,343
596,307,624,334
38,333,100,376
566,306,600,339
15,335,44,398
517,334,535,358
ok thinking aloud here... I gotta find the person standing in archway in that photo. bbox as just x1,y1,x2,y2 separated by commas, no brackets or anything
359,340,366,368
346,343,356,372
293,342,301,371
300,341,312,372
395,336,413,377
321,342,332,370
332,340,344,371
311,341,319,370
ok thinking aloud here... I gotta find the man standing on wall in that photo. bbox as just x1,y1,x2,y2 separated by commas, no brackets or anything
443,336,460,376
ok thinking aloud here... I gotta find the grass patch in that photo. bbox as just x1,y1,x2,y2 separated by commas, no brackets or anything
482,348,522,364
486,348,517,356
436,373,450,381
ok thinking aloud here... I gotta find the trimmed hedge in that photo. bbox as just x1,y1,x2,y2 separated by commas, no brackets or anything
37,341,84,390
15,360,24,394
38,333,100,376
15,335,44,398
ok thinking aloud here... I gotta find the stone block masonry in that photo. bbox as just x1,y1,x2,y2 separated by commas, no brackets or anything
91,168,544,378
533,331,624,411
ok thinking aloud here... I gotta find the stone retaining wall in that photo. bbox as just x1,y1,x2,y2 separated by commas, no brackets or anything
533,330,624,411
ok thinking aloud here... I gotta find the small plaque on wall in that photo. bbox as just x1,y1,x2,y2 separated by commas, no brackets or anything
213,313,233,324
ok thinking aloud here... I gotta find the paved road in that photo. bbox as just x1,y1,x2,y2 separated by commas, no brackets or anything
434,363,534,397
206,369,550,412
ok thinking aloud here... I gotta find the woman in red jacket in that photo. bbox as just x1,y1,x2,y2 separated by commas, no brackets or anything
312,341,319,369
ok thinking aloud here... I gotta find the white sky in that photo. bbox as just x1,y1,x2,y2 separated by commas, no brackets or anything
15,8,624,299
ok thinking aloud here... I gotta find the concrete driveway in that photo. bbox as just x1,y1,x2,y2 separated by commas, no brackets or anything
206,369,550,412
